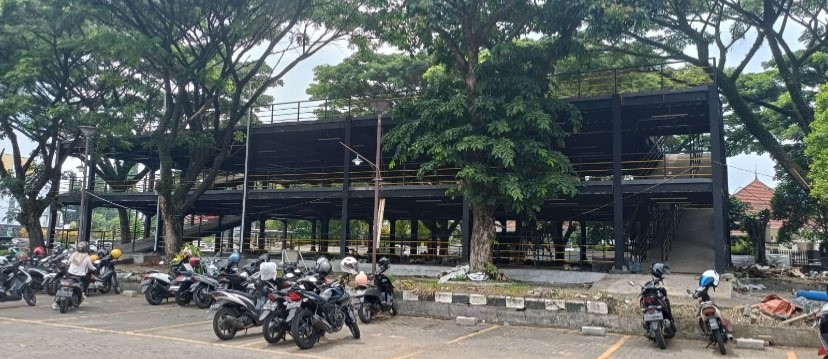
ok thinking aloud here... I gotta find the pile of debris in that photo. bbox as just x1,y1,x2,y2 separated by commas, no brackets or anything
736,264,807,279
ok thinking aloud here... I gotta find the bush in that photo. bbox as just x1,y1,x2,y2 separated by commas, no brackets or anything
730,236,754,255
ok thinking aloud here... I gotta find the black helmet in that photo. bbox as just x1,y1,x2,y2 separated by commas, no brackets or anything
378,257,390,269
651,262,669,279
316,258,332,275
258,253,270,262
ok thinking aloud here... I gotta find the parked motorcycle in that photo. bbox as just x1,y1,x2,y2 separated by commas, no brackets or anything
88,251,122,295
813,303,828,358
209,262,281,340
191,253,243,309
353,258,397,323
0,253,36,306
54,276,85,313
261,269,305,344
141,259,194,305
632,263,676,349
289,258,359,350
689,269,732,355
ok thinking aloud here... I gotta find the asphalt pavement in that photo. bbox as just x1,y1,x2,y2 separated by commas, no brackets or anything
0,293,818,358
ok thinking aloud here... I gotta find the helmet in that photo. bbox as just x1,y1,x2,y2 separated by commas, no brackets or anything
378,257,390,269
651,262,669,279
110,248,122,259
90,254,99,263
259,262,278,281
33,246,45,257
316,257,332,275
340,256,359,275
77,241,88,252
258,253,270,263
14,252,28,262
189,256,200,267
180,248,193,257
228,252,241,264
355,271,369,285
88,244,97,253
316,256,328,265
699,269,720,288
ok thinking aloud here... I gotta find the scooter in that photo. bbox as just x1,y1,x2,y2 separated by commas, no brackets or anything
89,254,122,295
813,303,828,358
690,284,732,355
633,276,676,349
355,264,398,323
208,273,281,340
54,276,85,313
141,260,194,305
0,262,36,306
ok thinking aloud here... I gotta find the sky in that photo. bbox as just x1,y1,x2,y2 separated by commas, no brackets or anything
1,24,794,194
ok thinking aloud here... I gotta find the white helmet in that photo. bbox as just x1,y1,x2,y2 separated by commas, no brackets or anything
259,262,278,281
88,244,98,253
340,256,359,275
699,269,720,288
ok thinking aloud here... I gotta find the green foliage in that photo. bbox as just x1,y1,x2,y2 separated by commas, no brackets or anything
807,84,828,204
387,39,582,215
729,236,754,255
771,172,828,244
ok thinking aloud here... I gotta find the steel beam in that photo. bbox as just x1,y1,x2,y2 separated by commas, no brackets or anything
612,94,625,270
709,87,728,272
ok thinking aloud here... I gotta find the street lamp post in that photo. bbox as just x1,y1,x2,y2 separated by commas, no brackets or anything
77,126,98,245
338,99,390,273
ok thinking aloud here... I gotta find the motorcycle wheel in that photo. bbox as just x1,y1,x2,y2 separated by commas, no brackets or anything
46,282,57,296
113,277,122,295
652,322,666,350
347,318,361,339
98,280,111,294
59,298,68,314
291,308,321,350
390,300,399,316
263,308,287,344
144,284,164,305
175,291,190,306
22,285,36,306
212,307,239,340
713,330,726,355
195,286,213,309
358,302,373,324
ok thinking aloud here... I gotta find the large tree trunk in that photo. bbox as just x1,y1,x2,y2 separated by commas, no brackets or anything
159,197,183,255
19,206,45,249
117,208,132,244
469,205,496,272
556,222,577,261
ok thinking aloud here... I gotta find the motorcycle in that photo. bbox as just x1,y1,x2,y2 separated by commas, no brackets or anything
289,277,360,349
690,282,732,355
54,276,85,313
0,262,36,306
208,268,284,340
88,254,122,295
813,303,828,358
141,260,194,305
632,276,676,349
355,264,397,323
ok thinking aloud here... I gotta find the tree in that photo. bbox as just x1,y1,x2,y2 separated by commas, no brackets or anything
0,0,127,249
86,0,366,254
807,84,828,204
380,1,593,272
771,171,828,245
593,0,827,204
306,50,429,116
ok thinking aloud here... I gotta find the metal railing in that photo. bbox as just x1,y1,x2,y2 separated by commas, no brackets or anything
551,61,714,98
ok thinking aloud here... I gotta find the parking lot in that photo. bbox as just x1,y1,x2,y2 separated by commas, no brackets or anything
0,294,817,358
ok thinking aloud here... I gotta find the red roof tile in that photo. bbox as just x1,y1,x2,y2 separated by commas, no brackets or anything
733,178,783,229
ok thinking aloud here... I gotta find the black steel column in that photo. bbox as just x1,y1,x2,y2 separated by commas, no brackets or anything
389,219,396,255
340,117,352,256
320,217,330,254
579,220,587,262
258,218,266,250
241,219,252,253
81,149,96,244
310,220,318,252
612,94,625,270
281,219,288,250
214,215,223,252
461,198,471,263
410,217,419,257
709,86,727,272
143,214,152,239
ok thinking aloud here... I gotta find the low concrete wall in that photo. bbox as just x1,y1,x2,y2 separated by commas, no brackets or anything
399,291,819,348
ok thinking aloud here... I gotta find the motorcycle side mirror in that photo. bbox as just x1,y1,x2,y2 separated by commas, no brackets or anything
685,288,694,296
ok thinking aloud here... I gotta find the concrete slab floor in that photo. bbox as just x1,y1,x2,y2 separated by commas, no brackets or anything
0,294,815,359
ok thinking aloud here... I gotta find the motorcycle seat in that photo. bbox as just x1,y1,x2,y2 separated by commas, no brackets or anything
226,289,255,299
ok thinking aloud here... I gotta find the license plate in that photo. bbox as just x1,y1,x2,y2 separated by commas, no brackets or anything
286,308,297,322
57,289,73,297
210,303,220,310
263,302,278,311
708,319,719,330
643,312,663,321
286,301,300,310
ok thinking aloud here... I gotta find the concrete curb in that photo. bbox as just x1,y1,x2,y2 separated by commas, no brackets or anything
397,291,819,348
